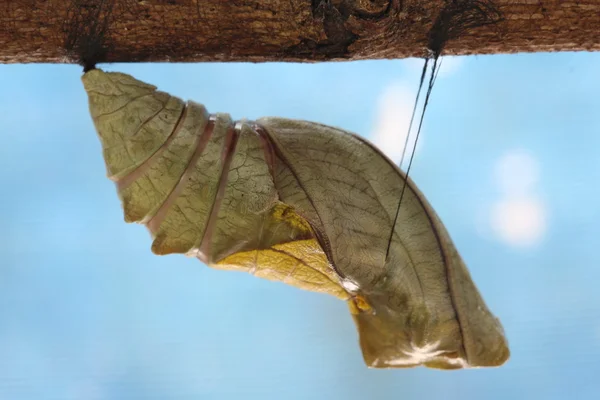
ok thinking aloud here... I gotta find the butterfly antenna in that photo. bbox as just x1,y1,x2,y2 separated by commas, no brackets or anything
398,58,429,180
385,55,442,262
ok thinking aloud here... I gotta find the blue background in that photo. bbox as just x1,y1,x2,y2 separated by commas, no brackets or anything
1,52,599,399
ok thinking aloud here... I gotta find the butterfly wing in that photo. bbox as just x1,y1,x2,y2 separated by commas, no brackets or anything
82,69,509,369
258,117,509,368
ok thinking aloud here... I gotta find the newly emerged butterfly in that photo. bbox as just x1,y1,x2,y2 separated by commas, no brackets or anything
82,69,509,369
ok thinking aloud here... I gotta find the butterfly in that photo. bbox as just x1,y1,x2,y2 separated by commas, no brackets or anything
82,68,509,369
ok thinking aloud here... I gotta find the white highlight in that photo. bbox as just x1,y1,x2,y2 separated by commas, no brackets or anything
383,340,466,367
400,341,445,364
370,83,422,164
371,56,465,165
494,149,540,194
490,149,547,247
491,196,546,248
342,279,360,293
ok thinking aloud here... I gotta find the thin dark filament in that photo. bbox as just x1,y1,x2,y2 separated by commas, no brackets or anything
432,56,444,87
385,56,442,262
397,57,429,172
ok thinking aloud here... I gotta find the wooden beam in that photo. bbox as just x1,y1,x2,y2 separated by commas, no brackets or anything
1,0,599,64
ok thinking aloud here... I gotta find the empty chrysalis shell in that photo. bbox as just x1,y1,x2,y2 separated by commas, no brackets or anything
82,69,509,369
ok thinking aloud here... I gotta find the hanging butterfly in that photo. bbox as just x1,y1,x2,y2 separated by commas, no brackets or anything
82,68,509,369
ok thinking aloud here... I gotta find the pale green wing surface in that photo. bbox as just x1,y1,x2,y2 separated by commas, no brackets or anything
83,70,184,180
258,117,509,368
82,69,508,370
